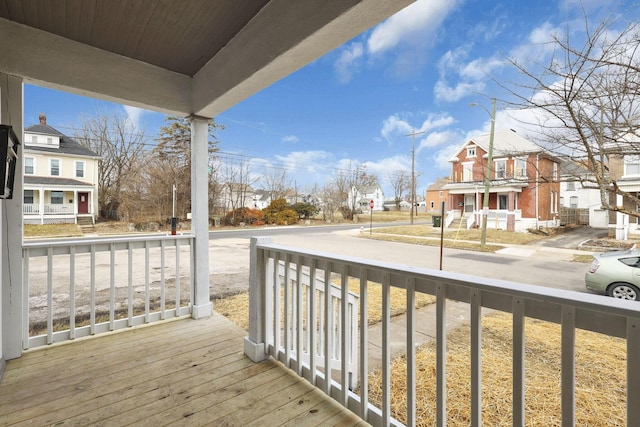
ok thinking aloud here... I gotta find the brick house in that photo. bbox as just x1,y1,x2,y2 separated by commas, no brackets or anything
425,176,450,214
443,128,561,231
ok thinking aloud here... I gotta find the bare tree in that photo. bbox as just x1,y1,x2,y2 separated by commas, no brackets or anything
335,163,379,220
74,111,147,219
387,169,410,211
505,12,640,218
221,159,259,223
263,168,291,201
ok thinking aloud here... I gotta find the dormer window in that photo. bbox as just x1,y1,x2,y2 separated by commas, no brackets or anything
467,146,476,158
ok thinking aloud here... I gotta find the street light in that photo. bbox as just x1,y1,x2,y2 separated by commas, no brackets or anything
470,98,496,247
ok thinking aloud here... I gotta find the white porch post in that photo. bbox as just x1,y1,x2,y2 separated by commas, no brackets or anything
38,186,44,224
190,115,212,318
0,73,24,361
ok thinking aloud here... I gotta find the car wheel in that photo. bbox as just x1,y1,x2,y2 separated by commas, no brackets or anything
607,283,640,301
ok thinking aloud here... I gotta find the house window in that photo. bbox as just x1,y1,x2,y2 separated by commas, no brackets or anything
439,191,443,197
50,159,60,176
552,163,558,181
570,196,578,208
51,191,63,204
498,194,508,210
515,158,527,178
47,137,53,145
462,162,473,181
430,201,434,209
24,190,34,204
550,191,558,214
625,155,640,176
24,157,34,175
31,135,38,144
495,160,506,179
566,181,576,191
560,197,564,206
467,146,476,158
75,161,85,178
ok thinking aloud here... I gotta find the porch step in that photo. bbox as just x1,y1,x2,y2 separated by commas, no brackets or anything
448,218,467,229
77,216,95,234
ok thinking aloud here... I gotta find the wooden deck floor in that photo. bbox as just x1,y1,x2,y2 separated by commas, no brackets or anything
0,313,368,426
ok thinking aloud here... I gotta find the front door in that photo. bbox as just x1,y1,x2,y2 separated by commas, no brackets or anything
78,192,89,214
464,194,474,214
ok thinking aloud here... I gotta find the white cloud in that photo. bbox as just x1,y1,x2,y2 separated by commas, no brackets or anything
366,0,457,55
282,135,300,143
381,112,456,143
333,0,461,82
274,150,334,174
333,42,364,84
434,80,485,102
123,105,145,128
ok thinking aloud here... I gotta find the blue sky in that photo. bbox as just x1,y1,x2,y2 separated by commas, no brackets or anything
23,0,635,198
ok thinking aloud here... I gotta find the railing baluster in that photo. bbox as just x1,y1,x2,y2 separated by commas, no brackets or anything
513,298,525,427
628,316,640,425
284,254,290,364
561,306,576,427
381,271,391,426
309,259,317,386
340,263,348,404
69,246,76,339
90,245,96,335
470,289,482,427
407,277,416,427
109,243,115,330
160,239,166,320
324,261,332,395
46,247,53,345
359,267,369,422
296,255,303,378
436,284,446,427
273,253,281,359
145,241,150,323
128,243,133,326
175,238,181,316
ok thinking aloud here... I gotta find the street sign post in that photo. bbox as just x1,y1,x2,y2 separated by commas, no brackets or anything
369,200,374,234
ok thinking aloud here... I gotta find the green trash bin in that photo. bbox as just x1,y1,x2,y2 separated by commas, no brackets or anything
433,215,441,227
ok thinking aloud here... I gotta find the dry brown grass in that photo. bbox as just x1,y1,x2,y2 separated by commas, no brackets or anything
372,225,548,245
23,223,83,238
366,311,626,426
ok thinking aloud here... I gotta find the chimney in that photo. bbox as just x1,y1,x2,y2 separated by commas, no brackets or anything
39,112,46,125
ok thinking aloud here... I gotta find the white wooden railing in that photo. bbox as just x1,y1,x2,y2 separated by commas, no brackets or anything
22,234,194,349
43,203,74,214
23,203,39,214
245,236,640,427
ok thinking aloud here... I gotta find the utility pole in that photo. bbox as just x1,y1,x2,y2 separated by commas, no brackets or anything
406,129,425,225
470,98,496,247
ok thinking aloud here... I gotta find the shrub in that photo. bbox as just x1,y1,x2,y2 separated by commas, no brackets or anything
223,208,263,226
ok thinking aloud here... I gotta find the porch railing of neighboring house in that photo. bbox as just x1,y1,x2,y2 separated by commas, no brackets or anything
246,237,640,427
22,203,39,214
43,203,74,214
22,234,194,350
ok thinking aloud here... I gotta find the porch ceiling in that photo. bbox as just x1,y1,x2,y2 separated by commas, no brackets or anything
0,0,414,117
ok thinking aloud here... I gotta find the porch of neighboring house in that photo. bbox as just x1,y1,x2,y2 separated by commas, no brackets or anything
444,186,527,231
23,179,95,225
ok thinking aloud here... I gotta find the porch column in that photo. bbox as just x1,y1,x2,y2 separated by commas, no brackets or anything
507,191,516,232
38,187,44,224
0,73,24,361
190,115,212,319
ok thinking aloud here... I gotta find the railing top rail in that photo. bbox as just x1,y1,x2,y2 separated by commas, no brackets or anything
23,233,196,249
255,240,640,322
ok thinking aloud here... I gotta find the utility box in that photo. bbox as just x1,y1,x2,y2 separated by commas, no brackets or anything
433,215,441,227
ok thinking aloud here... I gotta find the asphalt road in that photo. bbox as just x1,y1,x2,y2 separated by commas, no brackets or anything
209,225,594,296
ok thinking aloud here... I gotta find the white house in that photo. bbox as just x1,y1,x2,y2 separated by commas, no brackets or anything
348,185,385,211
23,113,100,225
559,160,608,228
